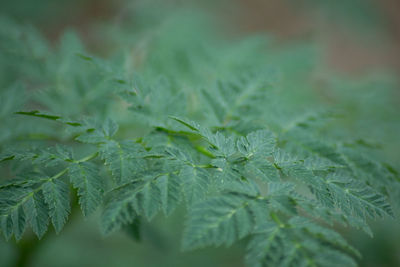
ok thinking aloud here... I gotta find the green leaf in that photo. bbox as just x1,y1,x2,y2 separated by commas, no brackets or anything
165,147,210,205
23,190,49,239
246,217,358,267
69,162,104,216
138,179,162,220
273,149,317,185
100,182,140,235
289,216,360,258
157,173,182,216
274,149,394,220
0,187,31,240
102,118,119,138
0,215,13,241
15,110,61,120
11,204,26,240
169,116,201,132
169,116,236,156
100,140,143,185
282,128,346,166
180,165,210,205
237,129,276,158
101,167,181,234
42,179,70,233
15,110,82,126
200,88,225,123
182,193,266,250
101,179,159,234
325,172,394,219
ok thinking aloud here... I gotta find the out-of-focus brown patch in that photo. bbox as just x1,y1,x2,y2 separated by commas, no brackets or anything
228,0,400,75
232,0,313,40
318,25,399,75
41,0,119,53
35,0,400,75
377,0,400,70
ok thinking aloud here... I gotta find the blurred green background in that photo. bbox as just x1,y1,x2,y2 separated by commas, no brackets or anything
0,0,399,266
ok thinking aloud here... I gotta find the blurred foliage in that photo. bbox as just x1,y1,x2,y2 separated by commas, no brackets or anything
0,0,399,267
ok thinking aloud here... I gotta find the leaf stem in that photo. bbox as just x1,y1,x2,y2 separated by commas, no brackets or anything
74,152,99,163
270,212,285,228
194,145,216,158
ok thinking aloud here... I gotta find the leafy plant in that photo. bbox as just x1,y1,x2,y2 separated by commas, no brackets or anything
0,10,399,267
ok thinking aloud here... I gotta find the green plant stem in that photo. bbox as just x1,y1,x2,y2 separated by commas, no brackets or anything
270,211,285,228
194,145,216,158
74,151,99,163
154,126,217,158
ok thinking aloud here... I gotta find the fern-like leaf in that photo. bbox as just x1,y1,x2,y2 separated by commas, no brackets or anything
182,192,267,250
23,190,49,239
42,179,70,233
100,140,143,185
69,162,104,216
